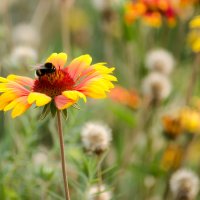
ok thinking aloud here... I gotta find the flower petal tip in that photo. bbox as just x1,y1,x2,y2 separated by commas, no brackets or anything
28,92,51,107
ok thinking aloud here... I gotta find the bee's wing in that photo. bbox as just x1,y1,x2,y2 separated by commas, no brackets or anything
30,64,45,71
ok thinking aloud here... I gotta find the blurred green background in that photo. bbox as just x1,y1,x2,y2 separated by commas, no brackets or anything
0,0,200,199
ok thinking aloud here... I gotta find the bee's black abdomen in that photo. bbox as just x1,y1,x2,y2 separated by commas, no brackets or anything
36,69,45,77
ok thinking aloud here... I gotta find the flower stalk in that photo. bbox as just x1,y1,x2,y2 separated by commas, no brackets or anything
97,154,103,192
57,110,70,200
185,53,200,104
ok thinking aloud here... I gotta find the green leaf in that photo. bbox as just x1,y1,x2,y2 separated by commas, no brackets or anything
110,103,136,127
0,184,5,200
50,102,57,118
62,109,68,120
39,104,50,120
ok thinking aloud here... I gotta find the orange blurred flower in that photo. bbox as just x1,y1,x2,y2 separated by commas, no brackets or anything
109,86,140,109
125,2,146,24
178,0,198,7
124,0,177,27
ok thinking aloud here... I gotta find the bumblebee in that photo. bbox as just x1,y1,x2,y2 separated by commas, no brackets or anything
35,62,56,77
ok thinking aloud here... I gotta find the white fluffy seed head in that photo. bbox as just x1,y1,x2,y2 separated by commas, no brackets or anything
88,185,112,200
170,169,200,200
32,151,48,167
145,49,175,75
12,23,40,48
81,122,112,154
142,72,171,103
10,45,38,67
144,175,156,188
92,0,107,11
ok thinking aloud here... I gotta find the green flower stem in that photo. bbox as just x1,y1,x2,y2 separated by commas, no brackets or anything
96,153,107,196
57,110,71,200
97,155,103,192
185,53,200,104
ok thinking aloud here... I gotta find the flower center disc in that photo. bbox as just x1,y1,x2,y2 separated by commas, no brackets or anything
33,70,75,97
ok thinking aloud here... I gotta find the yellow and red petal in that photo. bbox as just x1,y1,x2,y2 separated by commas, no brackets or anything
0,76,30,97
0,75,33,117
54,95,74,110
54,90,86,110
0,82,30,96
0,92,17,103
62,90,87,103
93,63,115,74
79,86,107,99
67,54,92,80
7,75,34,88
74,63,117,99
28,92,51,106
0,77,9,83
4,96,28,111
0,101,11,110
11,97,31,118
46,52,67,69
0,92,17,110
0,93,31,118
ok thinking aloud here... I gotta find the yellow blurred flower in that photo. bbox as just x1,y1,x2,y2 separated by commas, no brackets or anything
67,8,89,33
179,107,200,134
188,15,200,53
191,96,200,111
189,15,200,29
161,144,183,171
143,12,162,28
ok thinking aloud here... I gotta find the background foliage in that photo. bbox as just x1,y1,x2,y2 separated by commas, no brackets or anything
0,0,200,199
